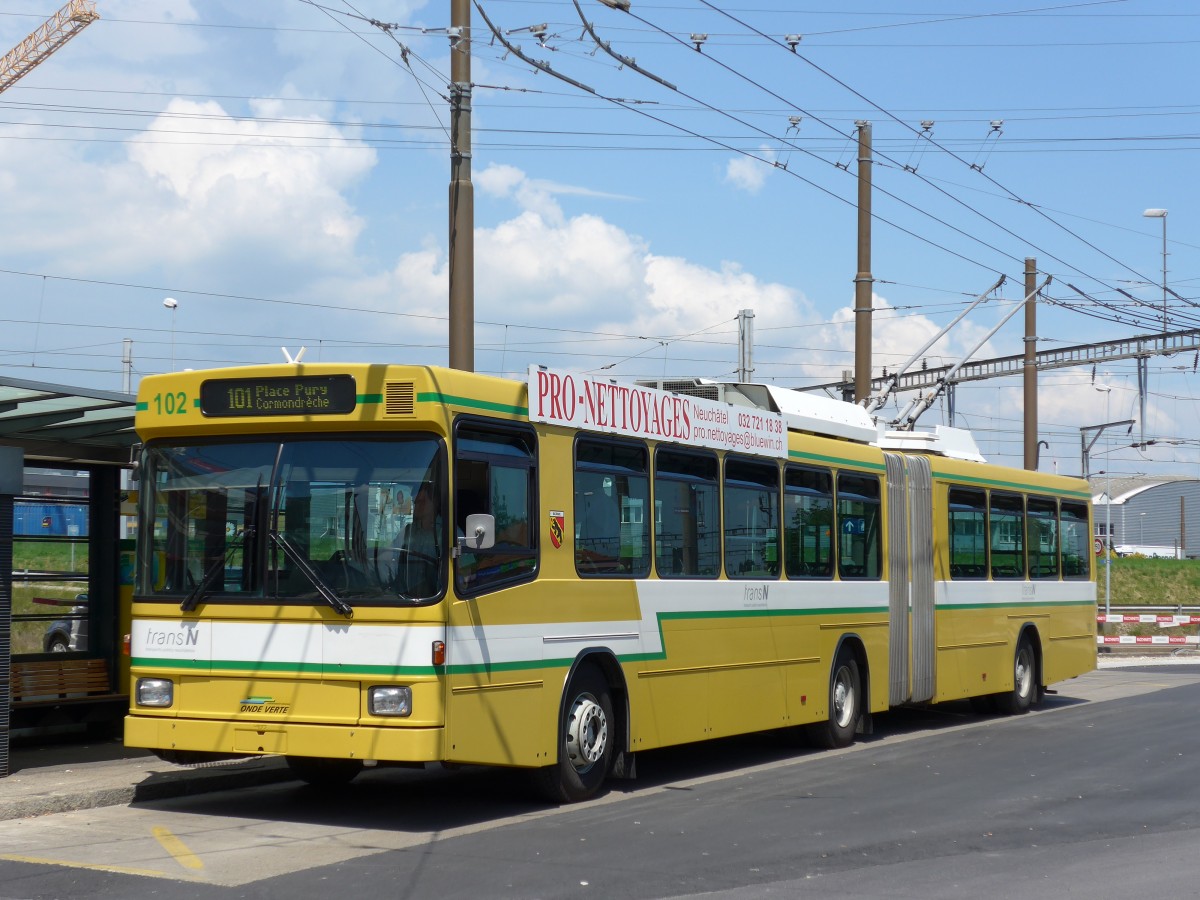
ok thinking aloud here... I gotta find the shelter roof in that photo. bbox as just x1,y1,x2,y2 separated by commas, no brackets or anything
0,376,135,466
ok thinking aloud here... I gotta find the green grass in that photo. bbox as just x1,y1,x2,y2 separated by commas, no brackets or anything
14,539,89,574
11,540,90,654
1100,556,1200,607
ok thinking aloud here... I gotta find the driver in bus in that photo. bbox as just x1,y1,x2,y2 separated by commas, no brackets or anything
400,481,442,559
386,481,446,597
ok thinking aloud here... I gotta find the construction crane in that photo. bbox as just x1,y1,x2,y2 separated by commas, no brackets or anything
0,0,99,96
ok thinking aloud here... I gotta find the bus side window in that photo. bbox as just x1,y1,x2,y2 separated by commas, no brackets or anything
948,487,987,580
654,448,720,579
837,472,882,580
574,438,650,578
989,491,1025,579
784,465,834,579
1027,496,1059,579
1060,500,1090,579
454,420,539,596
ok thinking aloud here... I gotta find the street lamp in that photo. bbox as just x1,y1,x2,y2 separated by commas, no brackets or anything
162,297,178,371
1095,382,1112,616
1143,208,1168,332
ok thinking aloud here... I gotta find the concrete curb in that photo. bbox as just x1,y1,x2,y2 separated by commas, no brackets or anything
1,755,297,821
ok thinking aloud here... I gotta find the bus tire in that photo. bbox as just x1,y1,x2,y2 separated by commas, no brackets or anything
286,756,363,788
805,648,861,750
535,665,613,803
996,635,1036,715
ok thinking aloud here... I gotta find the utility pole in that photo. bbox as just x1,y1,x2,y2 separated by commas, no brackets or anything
121,339,132,393
447,0,474,371
853,122,873,404
736,309,754,382
1023,258,1038,470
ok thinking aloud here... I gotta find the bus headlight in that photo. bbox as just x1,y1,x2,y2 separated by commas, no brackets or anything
369,686,412,717
136,678,174,708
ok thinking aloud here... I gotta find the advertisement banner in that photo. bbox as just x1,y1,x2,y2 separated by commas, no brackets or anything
528,366,786,459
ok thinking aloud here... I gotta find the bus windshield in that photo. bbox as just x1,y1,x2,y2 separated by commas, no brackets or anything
139,436,447,608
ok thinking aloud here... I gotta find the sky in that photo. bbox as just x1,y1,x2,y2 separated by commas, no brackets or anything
1,0,1198,479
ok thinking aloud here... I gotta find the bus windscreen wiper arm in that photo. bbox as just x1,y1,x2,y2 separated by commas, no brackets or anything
181,528,252,612
269,530,354,618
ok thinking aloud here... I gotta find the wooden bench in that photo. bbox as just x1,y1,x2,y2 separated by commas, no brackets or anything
9,658,128,733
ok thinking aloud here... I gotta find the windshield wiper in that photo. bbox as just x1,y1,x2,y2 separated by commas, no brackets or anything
269,530,354,618
181,528,252,613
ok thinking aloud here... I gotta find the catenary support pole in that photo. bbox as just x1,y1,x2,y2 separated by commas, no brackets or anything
448,0,474,371
1023,258,1038,470
853,121,873,404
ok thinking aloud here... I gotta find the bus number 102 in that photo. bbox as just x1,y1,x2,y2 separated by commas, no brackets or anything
152,391,188,416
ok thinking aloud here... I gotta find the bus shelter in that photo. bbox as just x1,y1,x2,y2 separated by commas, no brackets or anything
0,376,136,777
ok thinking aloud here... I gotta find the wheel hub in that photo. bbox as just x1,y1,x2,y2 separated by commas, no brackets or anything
833,667,855,727
565,693,608,771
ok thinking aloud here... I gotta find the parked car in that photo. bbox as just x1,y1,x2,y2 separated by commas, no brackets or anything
42,593,88,652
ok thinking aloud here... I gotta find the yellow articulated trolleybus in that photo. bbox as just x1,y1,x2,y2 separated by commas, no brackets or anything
125,363,1096,801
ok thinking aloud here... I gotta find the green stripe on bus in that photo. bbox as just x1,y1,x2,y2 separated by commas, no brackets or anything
789,450,887,471
132,656,440,677
136,402,148,411
358,394,383,405
930,469,1091,500
938,599,1096,611
418,391,528,416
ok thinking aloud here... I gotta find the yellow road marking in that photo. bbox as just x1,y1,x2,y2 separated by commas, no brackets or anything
152,826,205,871
0,853,169,879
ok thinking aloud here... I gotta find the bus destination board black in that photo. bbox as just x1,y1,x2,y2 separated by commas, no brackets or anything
200,375,357,417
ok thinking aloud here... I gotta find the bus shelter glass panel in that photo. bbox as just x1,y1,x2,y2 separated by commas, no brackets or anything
12,498,90,655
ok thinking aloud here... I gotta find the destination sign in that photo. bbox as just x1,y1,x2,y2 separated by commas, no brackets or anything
200,375,357,417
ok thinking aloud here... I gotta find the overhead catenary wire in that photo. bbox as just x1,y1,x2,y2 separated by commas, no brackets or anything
472,2,1007,275
690,0,1161,292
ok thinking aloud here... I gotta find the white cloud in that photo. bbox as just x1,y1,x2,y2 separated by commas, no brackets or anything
122,99,374,268
725,151,776,194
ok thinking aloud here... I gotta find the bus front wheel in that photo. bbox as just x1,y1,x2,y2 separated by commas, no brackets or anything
805,648,861,750
535,665,613,803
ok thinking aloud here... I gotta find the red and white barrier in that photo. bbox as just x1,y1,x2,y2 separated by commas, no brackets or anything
1097,614,1200,625
1099,634,1200,645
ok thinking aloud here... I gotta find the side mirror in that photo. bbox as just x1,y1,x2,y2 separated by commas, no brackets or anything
459,513,495,552
128,442,143,483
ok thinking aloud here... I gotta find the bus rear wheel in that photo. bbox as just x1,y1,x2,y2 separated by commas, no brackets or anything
535,665,613,803
805,648,861,750
996,636,1036,715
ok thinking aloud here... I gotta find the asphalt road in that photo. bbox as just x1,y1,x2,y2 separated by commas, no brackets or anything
2,665,1199,900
